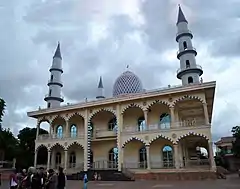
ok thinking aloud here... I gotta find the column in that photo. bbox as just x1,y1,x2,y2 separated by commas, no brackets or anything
64,150,68,171
208,141,216,171
36,122,40,140
146,145,151,169
143,110,148,128
84,110,88,171
65,121,69,138
117,106,123,171
203,103,209,125
47,150,51,170
170,107,175,128
34,150,37,167
173,144,180,169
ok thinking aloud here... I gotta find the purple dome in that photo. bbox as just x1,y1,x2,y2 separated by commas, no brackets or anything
113,71,143,97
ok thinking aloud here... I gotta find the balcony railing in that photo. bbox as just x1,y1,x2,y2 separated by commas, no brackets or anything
122,119,206,134
177,64,202,75
177,47,197,56
44,94,64,100
48,79,63,85
176,30,192,38
36,133,84,141
94,129,117,138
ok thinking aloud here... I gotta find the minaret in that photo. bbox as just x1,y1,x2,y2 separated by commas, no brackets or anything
176,5,203,85
44,42,64,108
96,76,105,99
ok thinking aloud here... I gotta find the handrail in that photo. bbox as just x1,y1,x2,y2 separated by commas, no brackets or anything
177,64,202,74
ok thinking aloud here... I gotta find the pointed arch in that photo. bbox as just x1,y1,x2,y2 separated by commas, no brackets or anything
66,141,84,150
148,134,175,145
49,143,66,151
147,99,171,110
122,136,147,148
88,108,117,121
51,115,66,124
176,132,209,143
68,112,85,121
36,144,48,152
38,117,51,124
172,95,205,107
121,103,144,114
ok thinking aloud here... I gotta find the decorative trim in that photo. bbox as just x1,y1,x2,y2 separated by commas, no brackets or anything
176,132,209,143
88,108,116,121
146,99,171,110
38,117,51,124
68,112,85,121
172,95,204,107
121,103,144,114
121,136,147,148
49,143,66,151
87,121,92,169
66,141,84,150
51,115,66,124
148,134,175,145
36,144,48,151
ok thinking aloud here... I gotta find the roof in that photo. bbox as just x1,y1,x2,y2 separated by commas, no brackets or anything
177,5,188,25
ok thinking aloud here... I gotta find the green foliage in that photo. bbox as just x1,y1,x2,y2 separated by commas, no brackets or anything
231,126,240,157
0,98,6,128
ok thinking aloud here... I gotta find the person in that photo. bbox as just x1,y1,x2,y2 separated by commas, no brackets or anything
57,167,65,189
45,169,58,189
83,173,88,189
93,172,97,181
9,169,18,189
31,168,42,189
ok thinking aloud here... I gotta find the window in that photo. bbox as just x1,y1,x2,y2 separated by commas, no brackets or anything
159,113,171,129
70,125,77,138
50,75,53,81
188,76,193,84
56,152,61,165
162,146,173,168
108,147,118,168
139,147,147,169
69,152,76,168
49,89,52,96
57,126,63,138
183,41,187,49
186,60,190,68
108,117,117,131
89,122,94,137
138,116,146,131
47,103,51,108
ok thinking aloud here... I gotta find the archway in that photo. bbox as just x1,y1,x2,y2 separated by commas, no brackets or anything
52,116,66,138
50,144,65,169
36,145,48,167
162,145,173,168
68,114,84,138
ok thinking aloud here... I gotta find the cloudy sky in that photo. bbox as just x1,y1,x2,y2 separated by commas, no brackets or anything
0,0,240,142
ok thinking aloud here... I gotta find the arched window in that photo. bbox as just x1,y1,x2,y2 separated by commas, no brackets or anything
56,152,61,166
188,76,193,84
50,75,53,81
186,60,190,68
108,147,118,168
108,117,117,131
159,113,171,129
162,146,173,168
56,126,63,138
138,116,146,131
70,125,77,138
183,41,187,49
69,152,76,168
139,147,147,169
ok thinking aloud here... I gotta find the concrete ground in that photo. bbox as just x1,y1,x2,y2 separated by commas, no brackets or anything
1,174,239,189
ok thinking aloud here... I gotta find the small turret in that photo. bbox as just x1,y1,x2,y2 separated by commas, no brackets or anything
96,76,105,99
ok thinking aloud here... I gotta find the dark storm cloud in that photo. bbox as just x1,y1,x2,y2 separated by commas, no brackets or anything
0,0,239,141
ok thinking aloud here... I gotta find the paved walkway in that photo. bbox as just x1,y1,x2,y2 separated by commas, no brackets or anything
1,174,239,189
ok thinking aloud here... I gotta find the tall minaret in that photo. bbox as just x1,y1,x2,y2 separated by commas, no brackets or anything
176,5,203,85
44,42,64,108
96,76,105,99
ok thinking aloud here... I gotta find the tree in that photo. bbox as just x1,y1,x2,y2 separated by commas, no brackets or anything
0,98,6,126
231,126,240,157
17,127,48,168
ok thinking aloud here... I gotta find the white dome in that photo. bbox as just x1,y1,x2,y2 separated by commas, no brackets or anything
112,71,143,97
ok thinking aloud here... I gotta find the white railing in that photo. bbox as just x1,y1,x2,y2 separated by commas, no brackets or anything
177,64,202,74
36,133,85,141
176,30,192,38
177,47,197,56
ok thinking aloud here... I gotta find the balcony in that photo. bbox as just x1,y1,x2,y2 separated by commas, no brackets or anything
176,64,203,79
44,94,64,102
36,133,84,141
177,47,197,59
176,30,193,42
47,79,63,87
92,129,117,139
122,119,207,134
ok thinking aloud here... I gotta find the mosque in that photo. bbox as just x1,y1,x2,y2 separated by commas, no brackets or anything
27,6,217,180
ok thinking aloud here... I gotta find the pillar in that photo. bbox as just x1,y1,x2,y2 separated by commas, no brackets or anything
34,150,37,167
208,141,216,171
173,144,180,169
117,105,123,171
36,122,40,140
64,150,68,171
84,110,88,171
65,121,69,138
146,145,151,169
170,107,175,128
143,109,148,128
203,103,209,125
47,150,51,170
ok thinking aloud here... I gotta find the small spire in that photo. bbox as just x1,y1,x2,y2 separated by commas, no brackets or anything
53,42,62,59
98,76,103,88
177,5,188,25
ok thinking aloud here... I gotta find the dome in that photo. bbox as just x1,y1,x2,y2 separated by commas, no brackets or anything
113,71,143,97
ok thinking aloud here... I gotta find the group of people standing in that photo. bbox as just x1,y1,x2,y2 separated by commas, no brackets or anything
9,166,66,189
